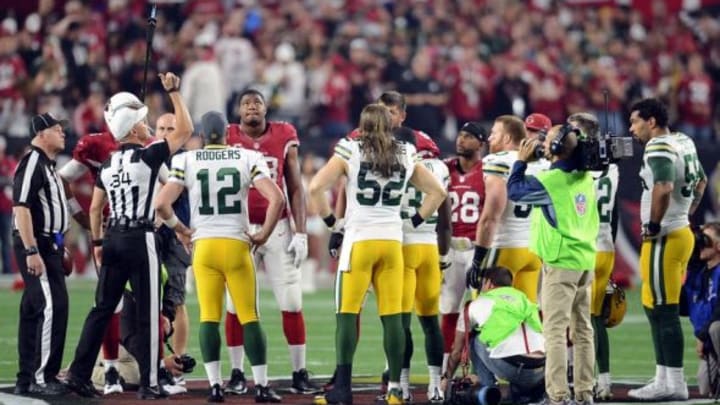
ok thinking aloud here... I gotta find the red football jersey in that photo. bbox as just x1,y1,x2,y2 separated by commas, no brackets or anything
227,122,299,224
348,128,439,158
444,157,484,239
72,132,118,178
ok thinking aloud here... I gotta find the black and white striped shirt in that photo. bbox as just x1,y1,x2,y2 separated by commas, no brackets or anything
12,146,70,235
97,141,170,222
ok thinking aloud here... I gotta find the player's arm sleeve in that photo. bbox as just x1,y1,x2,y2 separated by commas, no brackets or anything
140,140,171,168
647,156,676,183
58,159,89,182
482,156,511,180
249,152,271,185
168,153,187,185
333,138,353,162
12,156,42,207
506,161,551,205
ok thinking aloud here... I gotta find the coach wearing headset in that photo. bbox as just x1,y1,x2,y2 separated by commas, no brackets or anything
502,124,599,405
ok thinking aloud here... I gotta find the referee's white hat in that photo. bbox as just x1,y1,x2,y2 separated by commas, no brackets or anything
104,92,148,141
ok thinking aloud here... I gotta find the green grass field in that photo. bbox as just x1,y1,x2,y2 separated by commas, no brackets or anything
0,279,701,385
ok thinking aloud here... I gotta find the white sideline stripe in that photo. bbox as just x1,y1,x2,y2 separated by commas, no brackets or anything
0,392,50,404
34,273,54,385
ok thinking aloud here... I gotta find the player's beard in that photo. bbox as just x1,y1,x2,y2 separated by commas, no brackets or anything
456,148,476,158
244,116,263,127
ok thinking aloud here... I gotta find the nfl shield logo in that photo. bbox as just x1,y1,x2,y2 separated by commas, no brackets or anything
575,193,587,215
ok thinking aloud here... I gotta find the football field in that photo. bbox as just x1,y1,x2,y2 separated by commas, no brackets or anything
0,277,701,385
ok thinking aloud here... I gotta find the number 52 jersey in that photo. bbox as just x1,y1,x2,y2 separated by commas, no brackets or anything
169,145,270,242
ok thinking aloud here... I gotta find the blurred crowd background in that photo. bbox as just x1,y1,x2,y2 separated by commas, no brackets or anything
1,0,720,279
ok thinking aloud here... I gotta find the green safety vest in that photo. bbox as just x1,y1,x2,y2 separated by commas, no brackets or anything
530,168,598,270
475,287,542,349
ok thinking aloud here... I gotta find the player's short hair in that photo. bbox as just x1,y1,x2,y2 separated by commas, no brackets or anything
237,88,265,105
393,126,416,146
495,115,526,145
630,98,669,128
378,91,406,111
567,112,600,139
484,266,513,287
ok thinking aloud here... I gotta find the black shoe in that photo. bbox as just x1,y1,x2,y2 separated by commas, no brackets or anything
314,386,353,405
29,381,67,396
65,374,101,398
323,370,337,393
208,383,225,403
14,383,29,395
225,368,248,395
255,384,282,403
137,385,168,400
380,369,389,395
292,368,321,394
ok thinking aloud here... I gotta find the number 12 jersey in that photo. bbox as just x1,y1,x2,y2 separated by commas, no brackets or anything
169,145,270,242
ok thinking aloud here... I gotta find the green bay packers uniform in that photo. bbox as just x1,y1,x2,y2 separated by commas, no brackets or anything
481,151,549,302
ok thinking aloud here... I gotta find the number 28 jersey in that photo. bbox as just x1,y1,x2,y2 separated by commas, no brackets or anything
335,137,417,242
444,157,484,240
482,151,550,248
169,145,270,242
639,133,702,233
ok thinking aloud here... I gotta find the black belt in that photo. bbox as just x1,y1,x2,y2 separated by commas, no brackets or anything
503,354,545,369
107,217,154,231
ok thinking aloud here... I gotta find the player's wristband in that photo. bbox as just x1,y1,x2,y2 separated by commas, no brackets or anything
473,246,489,265
164,214,179,229
92,239,103,247
67,197,83,215
410,213,424,228
323,214,337,229
647,221,661,235
167,87,179,94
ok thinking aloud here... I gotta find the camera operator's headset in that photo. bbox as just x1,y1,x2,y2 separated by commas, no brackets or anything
549,124,582,156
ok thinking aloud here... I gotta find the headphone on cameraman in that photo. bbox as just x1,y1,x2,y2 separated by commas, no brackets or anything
549,124,581,156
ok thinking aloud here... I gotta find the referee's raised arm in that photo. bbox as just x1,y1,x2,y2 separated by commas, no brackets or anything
158,72,193,155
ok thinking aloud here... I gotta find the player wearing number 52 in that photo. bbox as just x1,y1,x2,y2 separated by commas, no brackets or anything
155,111,284,403
467,115,548,303
308,104,447,405
627,98,707,401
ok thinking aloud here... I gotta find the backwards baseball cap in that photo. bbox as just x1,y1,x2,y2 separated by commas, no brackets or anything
201,111,228,144
104,92,148,141
460,121,487,141
30,112,68,137
525,113,552,133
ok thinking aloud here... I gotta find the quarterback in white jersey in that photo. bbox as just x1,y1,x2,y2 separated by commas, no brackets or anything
155,111,285,403
628,99,706,401
308,104,447,405
470,115,546,303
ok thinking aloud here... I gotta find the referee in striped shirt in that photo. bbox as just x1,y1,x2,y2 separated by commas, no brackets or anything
12,112,71,396
66,72,193,400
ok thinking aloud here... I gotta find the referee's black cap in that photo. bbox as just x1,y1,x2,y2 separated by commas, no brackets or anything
200,111,228,144
30,112,68,137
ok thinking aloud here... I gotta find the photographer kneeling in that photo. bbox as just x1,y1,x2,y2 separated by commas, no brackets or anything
684,223,720,397
444,267,545,405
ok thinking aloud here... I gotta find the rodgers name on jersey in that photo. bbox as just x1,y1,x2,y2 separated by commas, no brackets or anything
481,151,549,248
401,158,450,244
639,133,703,233
226,122,299,224
335,137,417,242
593,164,619,252
445,157,484,241
169,145,270,242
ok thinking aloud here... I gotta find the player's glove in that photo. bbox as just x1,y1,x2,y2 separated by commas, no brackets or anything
323,214,345,258
641,221,661,240
472,245,488,268
287,233,308,267
439,254,452,271
466,263,484,290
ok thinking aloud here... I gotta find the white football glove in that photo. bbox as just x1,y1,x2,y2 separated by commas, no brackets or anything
439,254,452,271
287,233,309,268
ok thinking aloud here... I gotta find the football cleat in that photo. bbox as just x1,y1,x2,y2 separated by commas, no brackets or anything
103,367,123,395
628,379,671,401
255,384,282,403
386,388,404,405
225,368,248,395
208,383,224,403
292,368,321,394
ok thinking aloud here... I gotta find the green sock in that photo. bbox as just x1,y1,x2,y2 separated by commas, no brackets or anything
656,304,684,367
644,306,665,365
381,314,405,382
336,313,358,365
592,315,610,373
243,321,267,365
199,321,221,362
402,313,413,369
418,315,443,367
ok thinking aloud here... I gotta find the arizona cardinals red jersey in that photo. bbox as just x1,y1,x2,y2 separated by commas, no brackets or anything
73,132,118,178
444,157,484,239
348,127,439,157
227,122,299,224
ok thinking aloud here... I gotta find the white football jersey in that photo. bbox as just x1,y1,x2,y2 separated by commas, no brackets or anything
639,133,702,233
401,158,450,245
168,145,270,242
482,151,550,248
334,137,417,242
592,164,619,252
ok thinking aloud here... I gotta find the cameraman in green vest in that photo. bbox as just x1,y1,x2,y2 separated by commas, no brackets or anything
505,125,599,405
